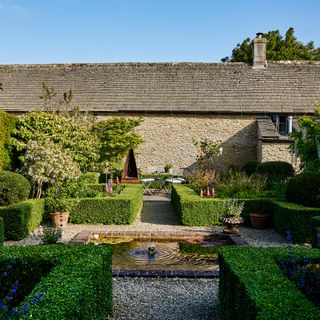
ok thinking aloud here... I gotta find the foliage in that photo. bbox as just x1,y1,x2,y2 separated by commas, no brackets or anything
242,161,259,176
256,161,295,184
0,199,44,240
215,171,267,199
0,171,31,206
222,27,320,62
194,139,222,171
286,171,320,208
218,247,320,320
12,111,100,171
290,105,320,172
40,226,61,244
186,170,217,195
68,184,143,224
79,172,100,184
0,245,112,319
23,140,81,198
0,217,3,246
221,198,244,217
274,201,320,243
0,110,16,170
171,184,226,226
92,117,143,165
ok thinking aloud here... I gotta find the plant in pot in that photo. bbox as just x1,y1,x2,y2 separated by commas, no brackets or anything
164,163,173,173
219,198,244,234
46,197,71,228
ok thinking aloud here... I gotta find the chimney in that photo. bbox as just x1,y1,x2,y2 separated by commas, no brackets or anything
253,32,267,69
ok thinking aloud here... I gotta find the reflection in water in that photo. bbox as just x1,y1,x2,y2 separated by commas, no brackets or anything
94,238,232,271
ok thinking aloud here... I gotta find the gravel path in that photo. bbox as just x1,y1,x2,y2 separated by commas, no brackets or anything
108,278,220,320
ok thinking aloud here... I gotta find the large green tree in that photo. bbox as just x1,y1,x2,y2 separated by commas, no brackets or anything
12,111,100,171
222,27,320,62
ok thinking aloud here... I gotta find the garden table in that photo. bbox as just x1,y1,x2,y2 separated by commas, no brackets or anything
140,178,155,195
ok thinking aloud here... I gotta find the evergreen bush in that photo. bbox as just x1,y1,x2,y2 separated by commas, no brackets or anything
256,161,294,183
242,161,259,176
0,245,112,319
286,172,320,208
219,247,320,320
0,170,31,206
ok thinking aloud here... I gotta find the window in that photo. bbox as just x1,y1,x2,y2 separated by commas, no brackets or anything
271,115,292,135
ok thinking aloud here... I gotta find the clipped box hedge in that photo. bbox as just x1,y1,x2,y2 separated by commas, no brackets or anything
274,201,320,243
69,184,143,224
171,185,274,226
219,246,320,320
0,245,112,319
0,217,3,245
0,199,44,240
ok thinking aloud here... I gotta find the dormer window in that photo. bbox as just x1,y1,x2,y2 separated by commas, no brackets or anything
271,115,293,135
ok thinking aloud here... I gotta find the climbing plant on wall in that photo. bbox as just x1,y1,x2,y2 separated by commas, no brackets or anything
290,104,320,172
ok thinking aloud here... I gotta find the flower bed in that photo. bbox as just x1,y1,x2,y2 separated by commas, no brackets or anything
0,245,112,319
218,246,320,319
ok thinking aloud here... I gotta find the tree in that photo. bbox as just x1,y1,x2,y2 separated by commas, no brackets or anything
23,140,81,198
290,104,320,172
92,117,143,166
222,27,320,63
12,111,100,171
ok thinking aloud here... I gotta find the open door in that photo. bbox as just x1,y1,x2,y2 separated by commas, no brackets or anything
121,148,139,183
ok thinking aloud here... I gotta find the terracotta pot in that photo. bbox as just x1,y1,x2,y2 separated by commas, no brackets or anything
249,213,269,229
50,211,69,228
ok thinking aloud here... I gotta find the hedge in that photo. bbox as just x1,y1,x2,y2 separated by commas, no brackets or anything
0,217,4,245
69,184,143,224
218,246,320,320
0,199,44,240
0,245,112,319
274,201,320,243
171,185,274,226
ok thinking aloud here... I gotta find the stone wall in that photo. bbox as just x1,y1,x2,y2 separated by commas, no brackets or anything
258,140,298,169
98,113,259,174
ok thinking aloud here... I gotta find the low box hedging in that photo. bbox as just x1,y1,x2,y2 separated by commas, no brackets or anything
0,199,44,240
0,217,3,245
171,184,225,226
69,184,143,224
218,246,320,320
274,201,320,243
171,185,274,226
0,245,112,319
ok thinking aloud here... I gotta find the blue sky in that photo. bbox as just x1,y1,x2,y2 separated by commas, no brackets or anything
1,0,320,64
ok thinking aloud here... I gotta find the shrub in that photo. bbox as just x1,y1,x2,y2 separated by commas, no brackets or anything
171,184,274,227
286,171,320,208
274,201,320,243
69,184,143,224
256,161,294,183
186,170,217,195
79,172,100,184
0,217,4,245
171,184,226,226
215,171,267,199
0,245,112,319
0,199,44,240
242,161,259,176
0,170,31,206
219,246,320,320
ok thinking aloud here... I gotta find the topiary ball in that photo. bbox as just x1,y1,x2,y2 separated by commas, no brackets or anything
256,161,295,182
242,161,259,176
286,172,320,208
0,171,31,206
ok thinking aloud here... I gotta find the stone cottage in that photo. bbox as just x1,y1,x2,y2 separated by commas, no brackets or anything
1,34,320,173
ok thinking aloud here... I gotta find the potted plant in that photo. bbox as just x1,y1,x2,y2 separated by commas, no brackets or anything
46,197,70,228
219,198,244,234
